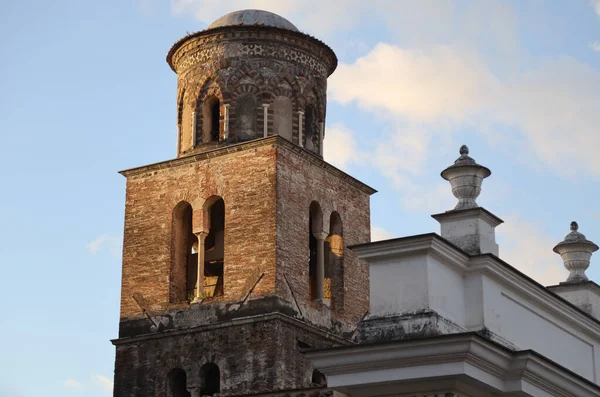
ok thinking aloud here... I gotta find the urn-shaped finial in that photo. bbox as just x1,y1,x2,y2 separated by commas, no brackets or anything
553,221,598,283
441,145,491,210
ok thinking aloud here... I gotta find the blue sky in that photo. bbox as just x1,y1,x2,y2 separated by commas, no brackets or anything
2,1,600,396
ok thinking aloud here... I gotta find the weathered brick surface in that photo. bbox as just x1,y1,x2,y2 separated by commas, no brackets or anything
120,141,278,319
114,18,374,397
275,142,373,327
113,316,349,396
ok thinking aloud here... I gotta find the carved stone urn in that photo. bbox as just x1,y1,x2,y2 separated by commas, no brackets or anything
553,221,598,283
441,145,491,210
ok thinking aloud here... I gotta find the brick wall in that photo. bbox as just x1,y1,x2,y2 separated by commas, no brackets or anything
120,141,278,319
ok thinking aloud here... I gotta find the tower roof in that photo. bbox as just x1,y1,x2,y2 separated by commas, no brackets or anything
208,9,299,32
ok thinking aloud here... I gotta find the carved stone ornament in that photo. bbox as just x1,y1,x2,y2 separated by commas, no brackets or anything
553,221,599,283
441,145,491,210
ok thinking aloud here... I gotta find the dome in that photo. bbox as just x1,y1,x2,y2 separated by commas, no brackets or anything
208,9,299,32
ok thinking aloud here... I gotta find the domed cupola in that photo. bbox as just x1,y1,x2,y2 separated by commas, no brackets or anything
166,9,337,158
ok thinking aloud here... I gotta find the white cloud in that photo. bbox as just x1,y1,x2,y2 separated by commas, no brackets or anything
593,0,600,17
330,43,600,177
371,226,395,242
63,379,83,390
91,374,113,393
497,214,567,286
590,41,600,52
323,123,361,169
86,234,121,258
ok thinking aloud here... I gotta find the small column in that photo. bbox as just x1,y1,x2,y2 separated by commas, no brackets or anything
223,104,230,140
319,122,324,156
191,111,197,147
298,110,304,147
187,387,201,397
193,231,209,301
263,104,270,137
314,231,328,302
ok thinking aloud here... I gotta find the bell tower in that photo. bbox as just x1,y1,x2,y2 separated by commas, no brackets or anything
112,10,376,397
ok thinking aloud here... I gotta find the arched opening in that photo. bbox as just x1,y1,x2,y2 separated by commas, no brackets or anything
309,201,323,301
202,96,221,143
311,369,327,387
325,212,344,309
167,368,191,397
200,363,220,396
171,201,198,303
236,94,257,141
305,106,315,151
273,96,293,141
204,197,225,297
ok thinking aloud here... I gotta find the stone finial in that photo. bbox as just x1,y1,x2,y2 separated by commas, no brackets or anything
441,145,491,210
553,221,599,284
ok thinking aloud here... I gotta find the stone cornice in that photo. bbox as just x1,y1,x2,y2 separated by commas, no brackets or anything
548,280,600,296
431,206,504,226
119,136,377,195
111,311,352,346
307,333,600,396
469,254,600,338
349,233,470,272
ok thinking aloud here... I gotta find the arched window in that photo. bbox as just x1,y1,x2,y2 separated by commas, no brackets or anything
171,201,198,303
202,96,221,143
305,106,315,150
309,201,323,301
200,363,220,396
167,368,191,397
236,94,257,141
311,369,327,387
325,212,344,309
204,197,225,297
273,96,293,141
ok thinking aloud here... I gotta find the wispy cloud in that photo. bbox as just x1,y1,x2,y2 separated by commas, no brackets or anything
323,123,361,170
590,41,600,52
86,234,121,258
63,379,84,390
91,373,113,393
330,42,600,177
371,226,395,242
497,214,567,286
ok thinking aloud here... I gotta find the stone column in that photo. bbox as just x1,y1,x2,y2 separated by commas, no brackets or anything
191,111,197,147
194,231,209,301
223,104,230,140
262,104,269,137
314,231,328,302
298,110,304,147
319,122,324,156
187,386,201,397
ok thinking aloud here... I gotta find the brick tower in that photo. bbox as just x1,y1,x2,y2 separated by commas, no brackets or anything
112,10,375,397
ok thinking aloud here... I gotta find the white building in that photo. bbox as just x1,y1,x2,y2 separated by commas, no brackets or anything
308,146,600,397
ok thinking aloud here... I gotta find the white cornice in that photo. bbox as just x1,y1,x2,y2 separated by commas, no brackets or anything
469,255,600,340
350,234,470,272
307,334,600,396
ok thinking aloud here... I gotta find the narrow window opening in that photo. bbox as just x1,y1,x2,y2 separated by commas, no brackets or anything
305,107,314,151
171,202,197,303
308,201,323,301
202,96,221,143
211,101,220,141
200,363,220,396
168,368,191,397
204,198,225,297
326,212,344,310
